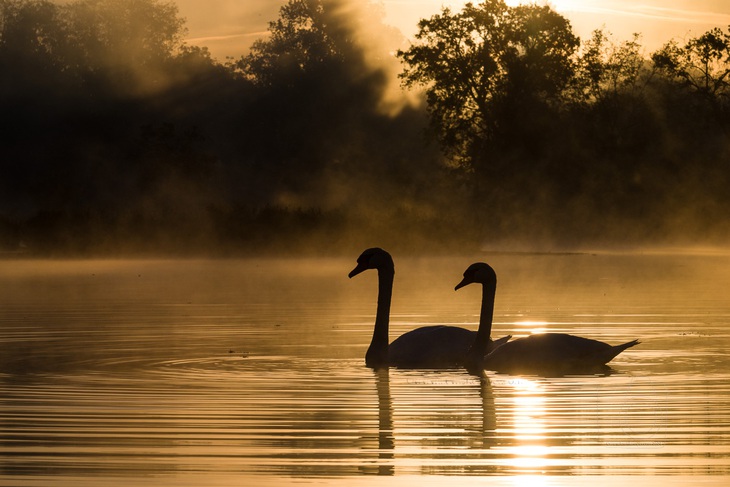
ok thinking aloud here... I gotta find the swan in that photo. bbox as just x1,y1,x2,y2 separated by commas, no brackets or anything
455,262,640,376
349,248,510,369
453,261,504,374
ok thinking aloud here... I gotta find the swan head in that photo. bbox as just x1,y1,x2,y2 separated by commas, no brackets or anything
455,262,497,291
349,248,394,278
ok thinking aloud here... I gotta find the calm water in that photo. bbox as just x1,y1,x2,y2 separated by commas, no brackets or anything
1,252,730,486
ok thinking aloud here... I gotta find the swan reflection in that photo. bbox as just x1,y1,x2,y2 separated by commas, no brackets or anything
364,368,500,475
375,368,394,476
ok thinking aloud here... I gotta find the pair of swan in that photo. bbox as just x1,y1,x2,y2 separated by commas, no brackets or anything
349,247,510,368
349,248,639,375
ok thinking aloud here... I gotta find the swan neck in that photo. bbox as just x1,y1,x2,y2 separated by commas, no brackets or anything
477,283,496,342
366,268,393,368
466,282,496,369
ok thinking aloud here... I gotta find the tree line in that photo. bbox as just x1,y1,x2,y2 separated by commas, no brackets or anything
1,0,729,254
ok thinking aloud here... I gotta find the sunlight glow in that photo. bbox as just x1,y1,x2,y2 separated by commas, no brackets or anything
507,377,549,472
508,376,541,393
503,0,730,25
509,474,551,487
514,320,549,335
510,445,552,468
505,0,572,9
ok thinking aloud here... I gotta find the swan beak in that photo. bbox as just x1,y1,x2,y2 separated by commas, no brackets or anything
454,277,470,291
348,263,368,278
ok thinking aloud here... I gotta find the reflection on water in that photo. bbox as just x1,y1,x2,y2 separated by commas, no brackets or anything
1,253,730,485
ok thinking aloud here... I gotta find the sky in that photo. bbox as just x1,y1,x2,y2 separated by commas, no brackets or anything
177,0,730,61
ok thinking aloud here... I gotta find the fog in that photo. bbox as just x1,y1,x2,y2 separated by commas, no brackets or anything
1,0,730,256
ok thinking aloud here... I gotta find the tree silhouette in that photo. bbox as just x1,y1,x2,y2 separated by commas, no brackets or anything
232,0,396,199
397,0,578,170
574,30,648,103
653,27,730,101
239,0,357,87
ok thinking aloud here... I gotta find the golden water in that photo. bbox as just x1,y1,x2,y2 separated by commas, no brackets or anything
1,253,729,485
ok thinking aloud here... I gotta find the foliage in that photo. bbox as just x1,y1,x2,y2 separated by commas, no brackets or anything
228,0,441,214
652,27,730,100
574,29,648,102
397,0,578,167
239,0,354,86
0,0,186,95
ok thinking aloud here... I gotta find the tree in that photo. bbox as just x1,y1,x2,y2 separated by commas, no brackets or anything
61,0,186,94
0,0,231,250
501,3,579,102
397,0,578,169
574,29,647,103
231,0,393,199
0,0,187,95
237,0,372,88
652,27,730,100
0,0,67,89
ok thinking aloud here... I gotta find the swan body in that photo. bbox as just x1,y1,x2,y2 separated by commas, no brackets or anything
388,325,510,368
482,334,640,375
455,262,640,376
349,248,509,369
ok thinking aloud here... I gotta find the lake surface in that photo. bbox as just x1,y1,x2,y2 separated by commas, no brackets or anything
1,251,730,486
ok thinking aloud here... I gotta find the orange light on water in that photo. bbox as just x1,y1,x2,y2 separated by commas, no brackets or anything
506,378,550,472
514,320,549,335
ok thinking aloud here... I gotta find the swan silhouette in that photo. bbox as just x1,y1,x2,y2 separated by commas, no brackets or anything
455,262,640,376
349,248,510,369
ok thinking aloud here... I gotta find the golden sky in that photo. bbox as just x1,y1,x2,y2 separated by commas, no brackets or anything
178,0,730,60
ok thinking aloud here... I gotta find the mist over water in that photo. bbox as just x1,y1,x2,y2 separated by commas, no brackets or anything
1,252,730,485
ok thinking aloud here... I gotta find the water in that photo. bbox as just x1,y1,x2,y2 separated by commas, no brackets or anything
1,252,730,486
